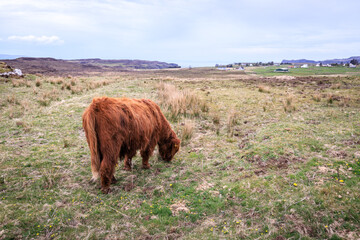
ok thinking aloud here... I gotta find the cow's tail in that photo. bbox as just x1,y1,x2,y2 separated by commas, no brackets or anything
82,104,101,182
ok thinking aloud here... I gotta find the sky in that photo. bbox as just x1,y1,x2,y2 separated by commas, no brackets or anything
1,0,360,67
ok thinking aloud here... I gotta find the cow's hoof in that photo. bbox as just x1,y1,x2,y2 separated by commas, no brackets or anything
101,187,111,194
89,178,97,184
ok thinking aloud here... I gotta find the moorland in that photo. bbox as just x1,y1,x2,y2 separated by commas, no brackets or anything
1,63,360,239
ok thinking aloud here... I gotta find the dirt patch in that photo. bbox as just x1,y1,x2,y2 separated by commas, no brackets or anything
284,214,317,237
142,186,156,193
201,218,216,227
343,138,360,146
274,76,296,81
318,166,336,174
327,150,348,159
196,181,214,191
254,169,266,176
236,76,339,89
170,201,190,216
122,183,135,192
247,155,304,176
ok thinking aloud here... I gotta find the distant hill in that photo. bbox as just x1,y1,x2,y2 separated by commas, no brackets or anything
0,54,25,60
69,58,180,69
281,56,360,65
2,57,181,75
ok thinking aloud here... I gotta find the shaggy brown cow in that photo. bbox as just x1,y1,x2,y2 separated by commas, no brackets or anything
82,97,180,193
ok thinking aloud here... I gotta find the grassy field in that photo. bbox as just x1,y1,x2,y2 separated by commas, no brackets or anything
250,65,360,76
1,69,360,239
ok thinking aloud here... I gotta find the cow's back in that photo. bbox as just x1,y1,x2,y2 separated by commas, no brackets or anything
90,97,164,152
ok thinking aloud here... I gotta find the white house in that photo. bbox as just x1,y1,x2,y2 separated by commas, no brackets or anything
301,64,309,68
349,63,357,68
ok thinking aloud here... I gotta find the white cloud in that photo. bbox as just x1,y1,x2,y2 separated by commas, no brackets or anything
7,35,64,44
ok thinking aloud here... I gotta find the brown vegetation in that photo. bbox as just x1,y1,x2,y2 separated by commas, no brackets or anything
157,82,208,120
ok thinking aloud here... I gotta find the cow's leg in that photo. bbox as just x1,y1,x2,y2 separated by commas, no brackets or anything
100,154,116,194
123,155,132,171
141,141,156,169
123,149,136,170
111,176,117,184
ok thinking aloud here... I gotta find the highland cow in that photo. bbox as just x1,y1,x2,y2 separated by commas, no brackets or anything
82,97,180,193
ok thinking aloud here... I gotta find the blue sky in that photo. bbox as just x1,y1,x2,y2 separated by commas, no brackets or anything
1,0,360,67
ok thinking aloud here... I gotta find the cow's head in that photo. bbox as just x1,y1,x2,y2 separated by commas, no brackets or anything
159,132,180,162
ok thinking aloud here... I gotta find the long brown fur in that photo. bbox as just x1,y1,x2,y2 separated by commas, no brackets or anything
82,97,180,193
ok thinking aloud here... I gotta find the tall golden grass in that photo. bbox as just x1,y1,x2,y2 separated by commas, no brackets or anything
157,82,208,120
227,109,239,136
258,85,270,93
283,95,296,112
181,120,194,143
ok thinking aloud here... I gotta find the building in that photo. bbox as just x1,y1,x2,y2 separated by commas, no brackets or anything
349,63,357,68
274,68,289,72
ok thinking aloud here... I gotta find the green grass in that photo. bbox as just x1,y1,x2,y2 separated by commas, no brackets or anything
0,69,359,239
251,65,360,76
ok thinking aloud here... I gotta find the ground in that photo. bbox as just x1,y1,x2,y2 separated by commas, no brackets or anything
0,67,359,239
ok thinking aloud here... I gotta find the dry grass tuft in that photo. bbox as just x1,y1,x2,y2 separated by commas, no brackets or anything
7,95,19,105
25,80,32,88
35,79,42,87
101,80,111,86
38,96,51,106
210,110,221,135
11,79,26,87
339,97,350,107
85,80,111,90
15,120,31,132
312,93,322,102
157,82,208,119
258,85,270,93
330,83,341,89
283,95,296,112
37,90,58,106
63,138,71,148
227,109,239,136
71,86,83,94
212,113,220,125
20,100,30,112
7,106,23,119
181,120,195,143
327,94,335,104
49,77,64,85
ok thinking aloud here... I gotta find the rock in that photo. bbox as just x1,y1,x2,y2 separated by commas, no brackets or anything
14,69,22,76
0,68,23,78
